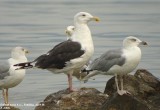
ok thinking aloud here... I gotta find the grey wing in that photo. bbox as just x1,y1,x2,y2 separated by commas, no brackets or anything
88,49,126,72
0,60,10,80
86,58,99,70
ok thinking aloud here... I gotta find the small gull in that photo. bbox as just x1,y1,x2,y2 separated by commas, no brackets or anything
0,47,29,104
65,25,91,81
14,12,100,92
65,25,75,40
83,36,147,95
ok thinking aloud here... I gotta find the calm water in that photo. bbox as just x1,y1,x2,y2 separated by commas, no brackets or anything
0,0,160,110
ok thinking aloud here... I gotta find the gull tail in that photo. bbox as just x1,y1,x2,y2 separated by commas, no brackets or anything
14,61,35,70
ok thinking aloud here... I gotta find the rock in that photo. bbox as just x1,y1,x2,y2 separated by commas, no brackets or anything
104,74,157,98
134,69,160,91
101,93,150,110
35,69,160,110
0,106,20,110
103,69,160,110
35,88,108,110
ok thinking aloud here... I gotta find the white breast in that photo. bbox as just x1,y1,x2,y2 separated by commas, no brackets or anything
1,58,27,89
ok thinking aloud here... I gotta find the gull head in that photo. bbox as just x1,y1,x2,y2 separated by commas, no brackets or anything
65,25,75,37
11,46,29,59
74,12,100,24
123,36,148,48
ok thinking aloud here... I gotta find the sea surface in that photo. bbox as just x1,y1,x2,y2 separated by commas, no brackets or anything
0,0,159,110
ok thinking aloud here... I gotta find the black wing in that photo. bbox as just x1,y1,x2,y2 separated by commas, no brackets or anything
35,40,85,69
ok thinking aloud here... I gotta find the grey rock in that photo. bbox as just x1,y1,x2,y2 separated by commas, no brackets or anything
35,69,160,110
35,88,108,110
103,69,160,110
0,106,20,110
101,93,150,110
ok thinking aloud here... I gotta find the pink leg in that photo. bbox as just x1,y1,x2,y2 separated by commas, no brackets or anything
67,73,73,92
67,70,78,92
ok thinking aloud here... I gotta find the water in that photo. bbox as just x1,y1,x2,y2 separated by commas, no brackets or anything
0,0,160,110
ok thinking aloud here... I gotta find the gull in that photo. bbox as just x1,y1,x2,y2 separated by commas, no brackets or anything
65,25,75,40
0,47,29,104
65,25,91,81
83,36,147,95
14,12,100,92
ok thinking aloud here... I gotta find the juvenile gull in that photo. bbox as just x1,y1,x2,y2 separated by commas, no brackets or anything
0,47,29,104
14,12,100,92
83,36,147,95
65,25,75,40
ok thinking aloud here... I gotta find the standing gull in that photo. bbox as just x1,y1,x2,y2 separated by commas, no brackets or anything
0,47,29,104
83,36,147,95
65,25,90,81
14,12,100,92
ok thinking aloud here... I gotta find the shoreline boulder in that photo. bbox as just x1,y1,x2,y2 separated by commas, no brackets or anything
101,93,150,110
103,69,160,110
35,69,160,110
35,88,108,110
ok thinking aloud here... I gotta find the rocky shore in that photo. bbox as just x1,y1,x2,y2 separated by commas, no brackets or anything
35,69,160,110
1,69,159,110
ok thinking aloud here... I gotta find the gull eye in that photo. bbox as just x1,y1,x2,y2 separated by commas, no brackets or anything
72,28,75,31
131,38,136,42
82,14,86,17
